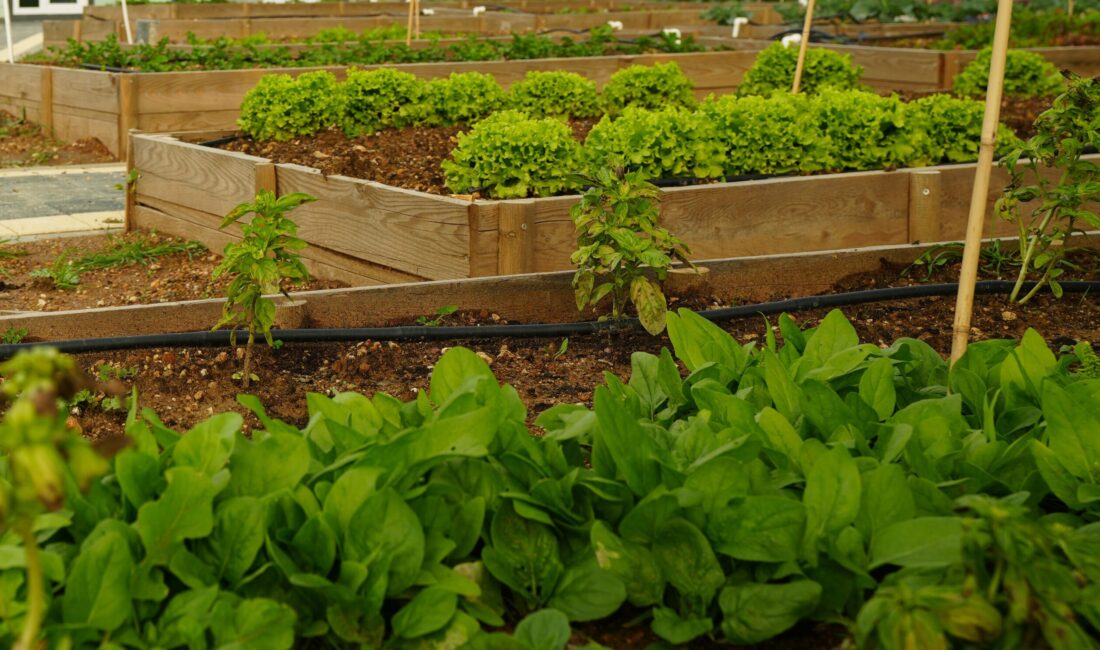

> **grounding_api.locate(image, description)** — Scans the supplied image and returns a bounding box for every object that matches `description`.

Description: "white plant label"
[731,17,748,38]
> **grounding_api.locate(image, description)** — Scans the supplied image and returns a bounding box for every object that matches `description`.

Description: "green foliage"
[584,107,725,181]
[934,9,1100,50]
[1,327,27,344]
[570,168,691,334]
[996,74,1100,303]
[7,312,1100,647]
[238,71,343,141]
[1074,341,1100,379]
[442,111,584,199]
[340,67,426,136]
[701,93,828,175]
[41,31,705,73]
[29,252,81,290]
[601,62,696,116]
[212,190,312,387]
[811,89,916,171]
[507,71,601,119]
[423,72,506,126]
[953,48,1065,99]
[26,236,206,292]
[738,42,864,97]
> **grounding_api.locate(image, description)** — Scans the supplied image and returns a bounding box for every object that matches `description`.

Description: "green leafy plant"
[1074,341,1100,378]
[571,168,691,334]
[0,348,108,650]
[702,2,750,24]
[953,48,1065,99]
[416,304,458,326]
[212,190,313,387]
[905,93,1020,165]
[443,110,584,198]
[507,70,601,119]
[29,251,81,290]
[601,61,697,116]
[996,74,1099,303]
[700,93,830,175]
[4,310,1100,647]
[423,72,506,126]
[933,9,1100,50]
[238,71,343,141]
[584,107,725,181]
[902,238,1022,280]
[1,327,28,344]
[810,89,919,171]
[340,67,426,137]
[737,42,864,97]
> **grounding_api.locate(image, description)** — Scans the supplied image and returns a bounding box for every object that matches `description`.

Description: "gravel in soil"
[0,111,115,167]
[0,231,345,312]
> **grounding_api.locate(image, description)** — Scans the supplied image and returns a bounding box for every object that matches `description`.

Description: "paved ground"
[0,166,126,221]
[2,18,44,54]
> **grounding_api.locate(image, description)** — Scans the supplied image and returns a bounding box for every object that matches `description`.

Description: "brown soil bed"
[0,111,115,167]
[221,118,599,195]
[0,231,345,312]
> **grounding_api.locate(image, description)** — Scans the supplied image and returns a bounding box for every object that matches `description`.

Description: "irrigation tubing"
[1,280,1096,358]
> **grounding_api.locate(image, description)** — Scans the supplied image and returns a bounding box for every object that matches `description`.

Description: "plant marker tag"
[781,33,802,48]
[607,20,624,30]
[473,6,486,15]
[731,17,749,38]
[663,27,682,45]
[799,0,808,6]
[422,8,435,15]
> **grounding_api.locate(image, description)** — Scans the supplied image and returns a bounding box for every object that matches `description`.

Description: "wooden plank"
[117,75,137,161]
[276,164,473,280]
[132,198,416,285]
[468,202,500,277]
[0,64,43,102]
[41,20,78,47]
[39,67,53,136]
[132,134,263,217]
[52,68,118,114]
[51,107,119,156]
[527,172,911,272]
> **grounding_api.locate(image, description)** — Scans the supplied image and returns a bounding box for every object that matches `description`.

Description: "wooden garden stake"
[791,0,817,93]
[406,0,415,46]
[950,0,1014,363]
[121,0,134,44]
[414,0,421,40]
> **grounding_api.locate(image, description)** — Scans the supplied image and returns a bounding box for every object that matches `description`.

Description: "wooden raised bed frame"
[0,48,761,159]
[128,130,1096,286]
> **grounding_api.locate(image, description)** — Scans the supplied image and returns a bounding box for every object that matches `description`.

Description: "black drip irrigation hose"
[198,134,243,148]
[1,280,1096,358]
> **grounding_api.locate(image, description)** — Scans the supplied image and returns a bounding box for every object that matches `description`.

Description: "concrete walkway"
[0,164,126,240]
[3,18,45,59]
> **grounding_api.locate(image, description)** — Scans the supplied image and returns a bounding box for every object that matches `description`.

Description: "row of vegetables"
[238,43,1065,198]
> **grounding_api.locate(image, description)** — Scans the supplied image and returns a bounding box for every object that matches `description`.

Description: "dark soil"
[0,111,115,167]
[0,231,345,312]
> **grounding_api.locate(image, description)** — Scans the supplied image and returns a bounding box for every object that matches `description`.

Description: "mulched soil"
[220,117,595,196]
[0,231,345,312]
[0,111,115,167]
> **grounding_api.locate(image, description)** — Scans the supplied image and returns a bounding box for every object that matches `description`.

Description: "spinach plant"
[212,190,313,387]
[996,74,1099,303]
[570,167,691,335]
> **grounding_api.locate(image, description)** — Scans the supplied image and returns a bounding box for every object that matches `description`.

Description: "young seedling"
[570,167,692,335]
[212,190,314,388]
[416,305,458,327]
[1,327,28,344]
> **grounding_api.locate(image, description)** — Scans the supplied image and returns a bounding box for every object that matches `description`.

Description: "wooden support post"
[39,67,54,137]
[255,162,277,197]
[73,20,82,43]
[117,74,137,161]
[498,201,535,276]
[940,51,961,90]
[907,170,941,244]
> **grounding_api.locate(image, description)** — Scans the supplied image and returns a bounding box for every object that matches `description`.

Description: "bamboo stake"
[121,0,134,45]
[405,0,415,46]
[950,0,1014,363]
[1068,0,1075,17]
[3,0,14,64]
[414,0,420,40]
[791,0,816,94]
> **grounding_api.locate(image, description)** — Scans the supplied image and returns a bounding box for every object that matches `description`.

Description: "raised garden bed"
[128,129,1098,285]
[0,47,760,159]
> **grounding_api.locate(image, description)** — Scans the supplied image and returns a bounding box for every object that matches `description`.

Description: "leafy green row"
[931,8,1100,50]
[238,62,697,140]
[37,27,699,73]
[2,310,1099,648]
[444,90,1019,198]
[953,48,1067,99]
